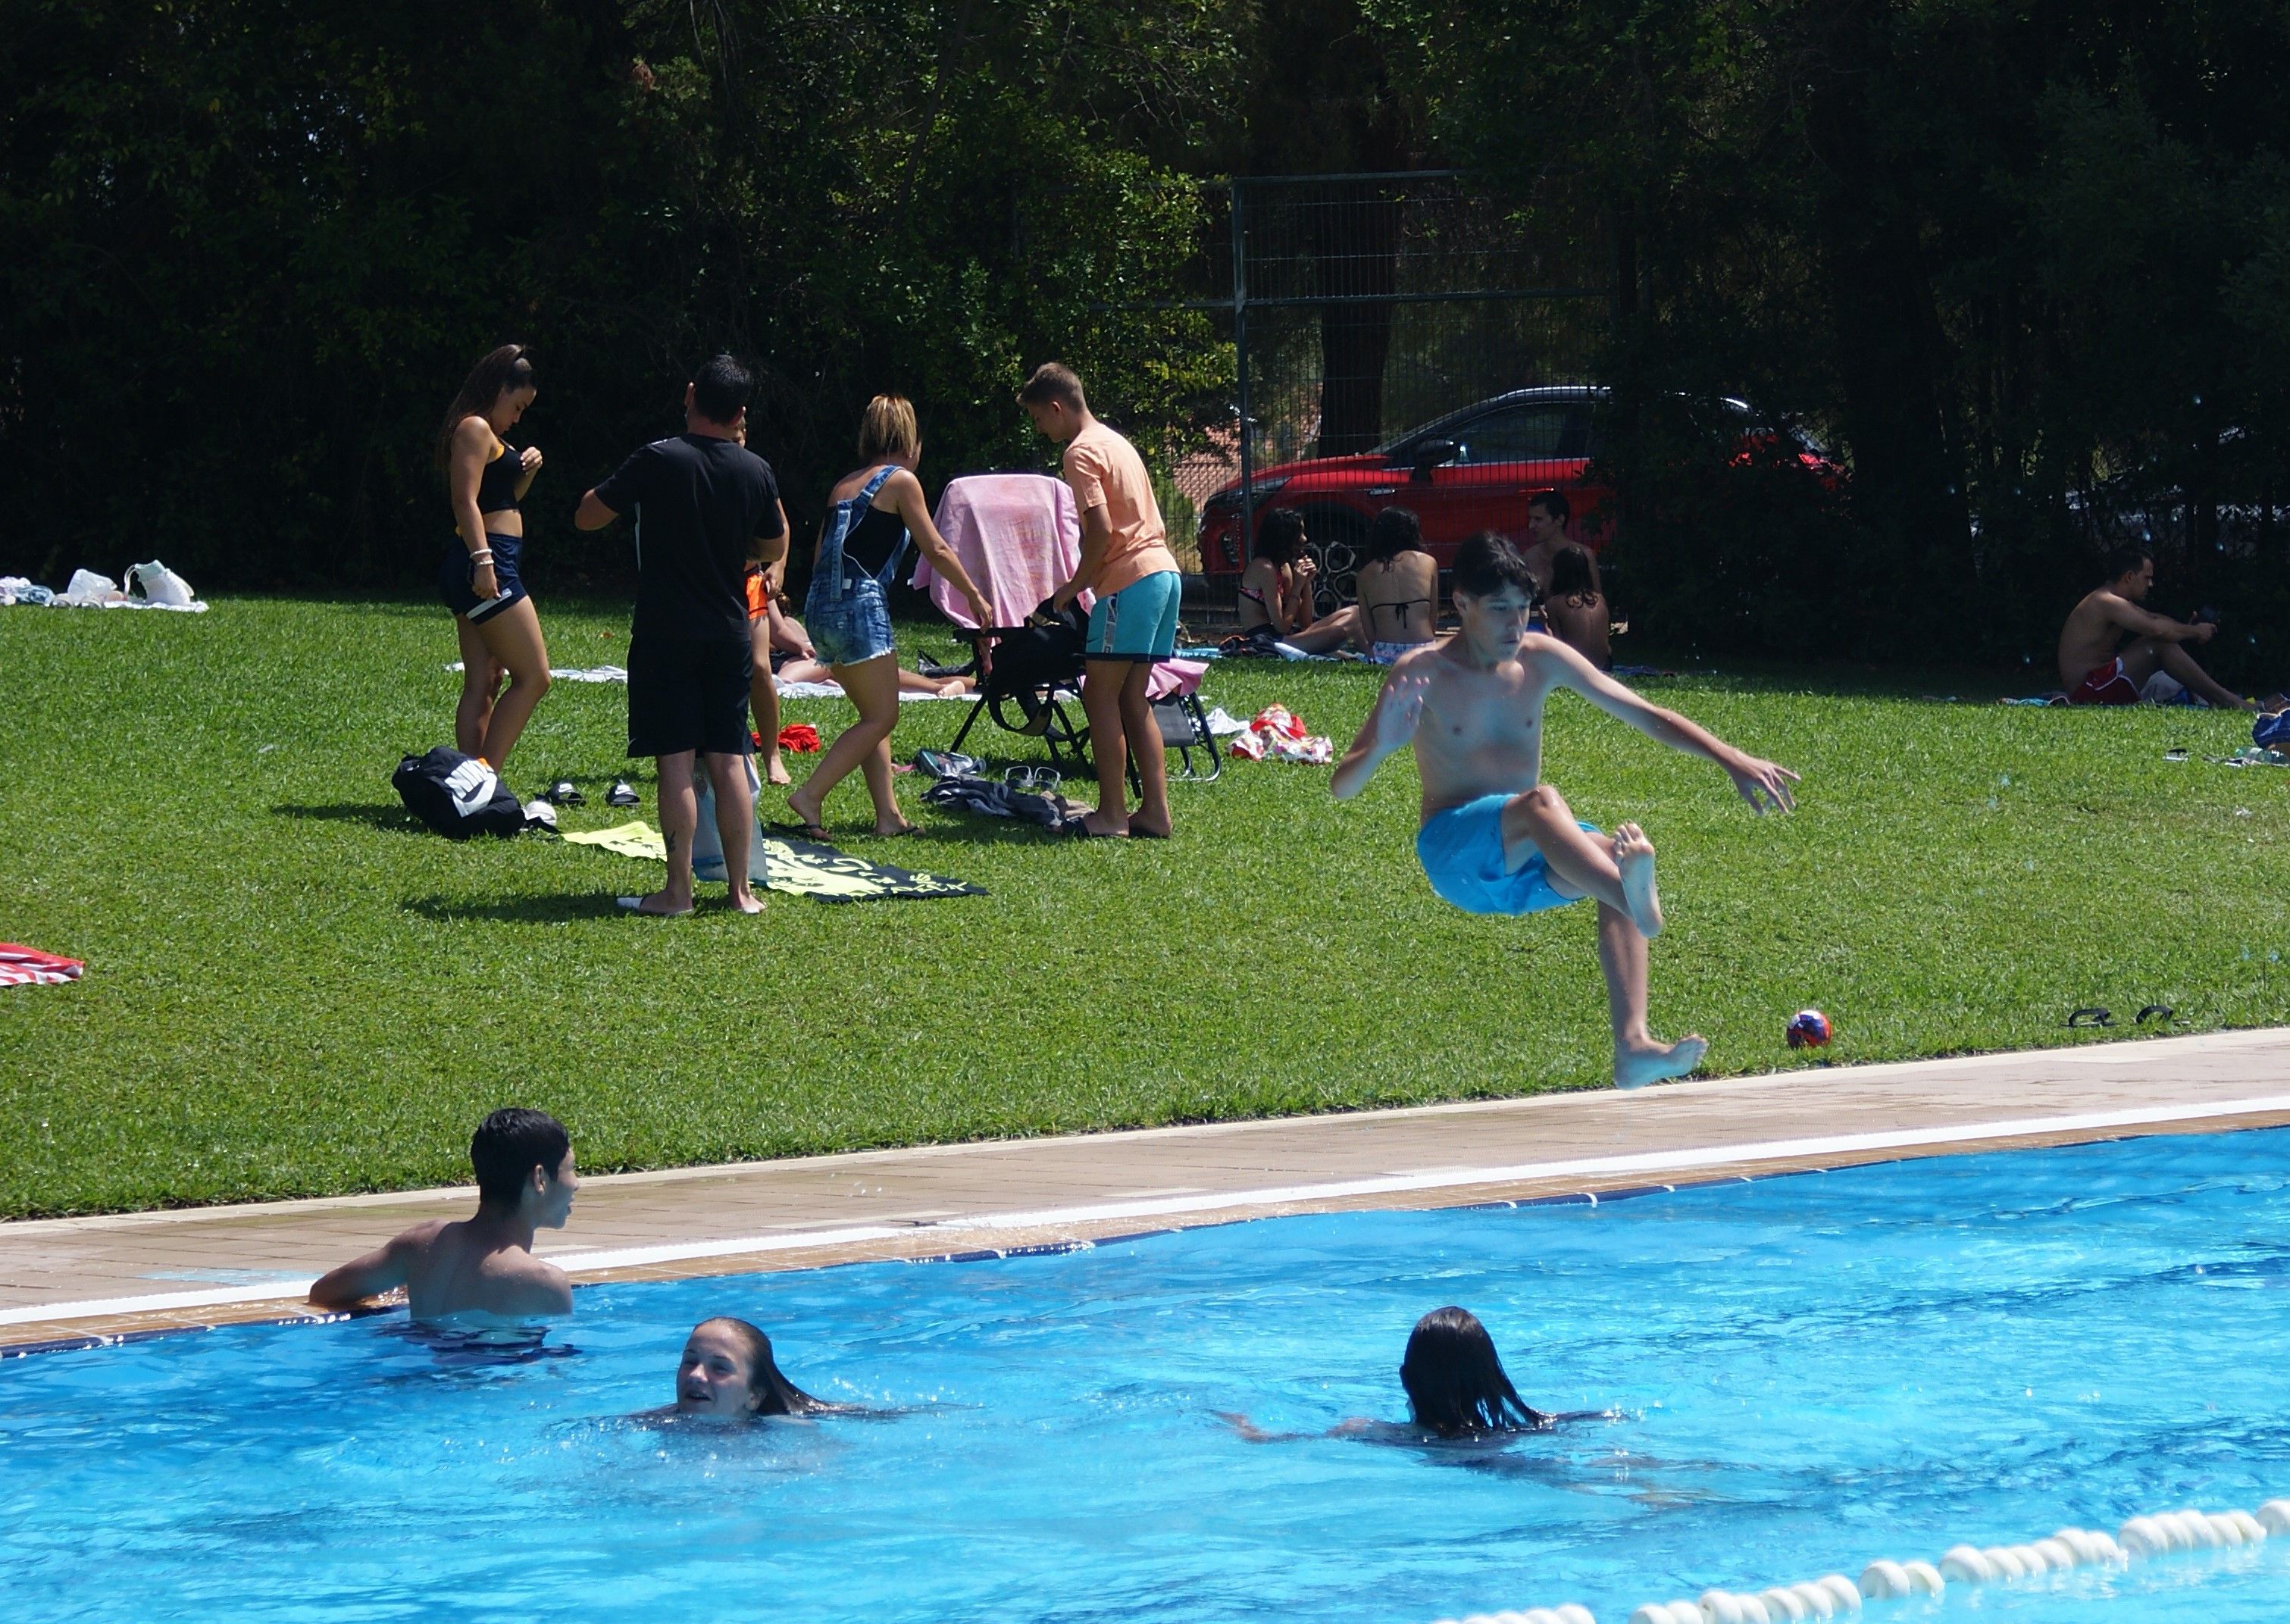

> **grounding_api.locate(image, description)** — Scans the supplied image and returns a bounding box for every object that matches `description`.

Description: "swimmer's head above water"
[674,1318,834,1420]
[471,1106,578,1228]
[1399,1306,1547,1435]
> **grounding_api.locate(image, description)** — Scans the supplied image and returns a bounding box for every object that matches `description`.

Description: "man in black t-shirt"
[576,355,790,917]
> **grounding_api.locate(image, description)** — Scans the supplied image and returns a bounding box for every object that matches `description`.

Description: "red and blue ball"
[1786,1009,1832,1049]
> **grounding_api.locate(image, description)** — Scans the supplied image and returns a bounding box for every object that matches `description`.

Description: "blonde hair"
[856,395,921,465]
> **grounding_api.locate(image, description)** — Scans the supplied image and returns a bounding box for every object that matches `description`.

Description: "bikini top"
[476,440,523,514]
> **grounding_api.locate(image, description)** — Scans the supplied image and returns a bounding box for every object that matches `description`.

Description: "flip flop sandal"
[546,780,585,806]
[2135,1004,2177,1026]
[605,779,640,808]
[2066,1006,2114,1028]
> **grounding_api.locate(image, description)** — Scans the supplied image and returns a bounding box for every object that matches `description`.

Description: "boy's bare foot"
[1615,1034,1707,1089]
[618,890,693,918]
[724,889,766,915]
[1126,817,1171,839]
[764,754,792,787]
[1079,811,1131,837]
[1613,822,1664,938]
[873,818,919,837]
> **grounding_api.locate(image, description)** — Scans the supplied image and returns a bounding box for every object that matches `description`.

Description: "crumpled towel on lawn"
[445,662,627,683]
[564,820,984,901]
[1,943,84,987]
[774,679,968,702]
[1226,705,1334,765]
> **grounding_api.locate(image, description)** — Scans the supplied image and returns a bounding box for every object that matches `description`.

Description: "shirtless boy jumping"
[1331,533,1798,1088]
[308,1107,578,1321]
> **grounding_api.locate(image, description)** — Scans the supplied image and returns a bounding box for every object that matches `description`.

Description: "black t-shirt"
[593,433,784,644]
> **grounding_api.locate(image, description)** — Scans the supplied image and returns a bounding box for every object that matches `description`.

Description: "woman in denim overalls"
[786,396,993,837]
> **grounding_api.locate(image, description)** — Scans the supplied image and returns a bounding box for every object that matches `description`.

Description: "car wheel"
[1300,508,1367,612]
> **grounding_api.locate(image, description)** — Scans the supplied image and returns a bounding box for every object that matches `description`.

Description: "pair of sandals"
[2066,1005,2179,1030]
[545,778,640,809]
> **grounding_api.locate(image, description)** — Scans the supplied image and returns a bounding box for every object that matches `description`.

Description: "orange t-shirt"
[1062,421,1178,596]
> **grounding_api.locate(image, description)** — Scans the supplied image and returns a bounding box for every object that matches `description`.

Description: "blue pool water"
[7,1131,2290,1623]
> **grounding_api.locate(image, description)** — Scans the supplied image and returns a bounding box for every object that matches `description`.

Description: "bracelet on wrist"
[470,549,494,564]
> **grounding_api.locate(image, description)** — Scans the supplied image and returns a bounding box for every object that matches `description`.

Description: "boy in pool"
[1331,532,1797,1088]
[307,1108,577,1321]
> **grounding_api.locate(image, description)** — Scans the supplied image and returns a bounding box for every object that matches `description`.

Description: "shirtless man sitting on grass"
[1331,531,1799,1089]
[2057,543,2253,710]
[307,1107,577,1321]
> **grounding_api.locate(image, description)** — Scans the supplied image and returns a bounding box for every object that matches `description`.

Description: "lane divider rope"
[1434,1497,2290,1624]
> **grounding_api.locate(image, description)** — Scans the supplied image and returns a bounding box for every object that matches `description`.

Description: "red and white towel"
[0,943,83,987]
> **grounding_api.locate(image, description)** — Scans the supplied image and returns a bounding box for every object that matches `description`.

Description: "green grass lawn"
[3,596,2286,1217]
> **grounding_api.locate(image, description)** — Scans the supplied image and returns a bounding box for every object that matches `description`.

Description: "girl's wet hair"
[1366,506,1423,565]
[696,1317,833,1416]
[1547,545,1599,602]
[1398,1306,1540,1434]
[1256,507,1307,565]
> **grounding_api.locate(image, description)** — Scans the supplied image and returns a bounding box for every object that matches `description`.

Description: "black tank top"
[476,443,522,514]
[841,502,908,578]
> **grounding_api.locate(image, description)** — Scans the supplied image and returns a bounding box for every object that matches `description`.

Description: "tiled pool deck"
[5,1027,2287,1352]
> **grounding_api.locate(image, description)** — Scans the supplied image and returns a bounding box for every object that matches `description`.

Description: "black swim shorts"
[627,635,755,759]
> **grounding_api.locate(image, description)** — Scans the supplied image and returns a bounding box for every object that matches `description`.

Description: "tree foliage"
[0,0,1237,587]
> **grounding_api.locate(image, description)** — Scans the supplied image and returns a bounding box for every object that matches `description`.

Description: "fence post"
[1231,177,1254,567]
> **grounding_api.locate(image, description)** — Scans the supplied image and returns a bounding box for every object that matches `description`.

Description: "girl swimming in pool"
[1220,1306,1566,1443]
[660,1317,847,1421]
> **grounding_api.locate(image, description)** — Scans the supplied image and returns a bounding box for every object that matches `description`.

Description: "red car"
[1195,386,1834,607]
[1197,386,1615,590]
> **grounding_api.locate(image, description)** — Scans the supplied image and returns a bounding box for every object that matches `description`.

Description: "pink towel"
[0,943,83,987]
[920,474,1089,628]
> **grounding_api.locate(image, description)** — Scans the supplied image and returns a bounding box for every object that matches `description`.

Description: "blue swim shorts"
[1415,793,1597,916]
[1086,569,1182,662]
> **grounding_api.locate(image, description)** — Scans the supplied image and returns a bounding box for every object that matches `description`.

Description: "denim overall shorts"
[802,465,909,668]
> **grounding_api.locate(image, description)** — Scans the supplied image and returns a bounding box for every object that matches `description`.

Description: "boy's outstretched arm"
[1543,640,1799,812]
[1331,668,1431,799]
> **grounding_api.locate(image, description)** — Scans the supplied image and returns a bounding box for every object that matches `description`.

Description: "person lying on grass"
[307,1108,577,1322]
[639,1317,854,1423]
[1331,530,1798,1089]
[1219,1306,1600,1444]
[2057,543,2254,710]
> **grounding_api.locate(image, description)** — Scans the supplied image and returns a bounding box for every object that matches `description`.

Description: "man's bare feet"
[618,890,693,918]
[1613,822,1664,938]
[1615,1034,1707,1089]
[1079,811,1130,837]
[724,889,766,915]
[1126,817,1171,839]
[764,753,792,787]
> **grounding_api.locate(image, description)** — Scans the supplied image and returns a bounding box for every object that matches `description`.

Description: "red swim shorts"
[2069,657,2139,706]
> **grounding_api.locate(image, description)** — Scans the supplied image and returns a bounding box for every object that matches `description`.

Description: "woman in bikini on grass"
[437,344,552,771]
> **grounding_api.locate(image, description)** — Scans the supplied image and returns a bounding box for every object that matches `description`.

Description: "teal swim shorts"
[1416,793,1597,916]
[1086,570,1182,662]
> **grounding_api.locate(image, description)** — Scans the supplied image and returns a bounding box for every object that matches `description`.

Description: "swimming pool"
[5,1130,2289,1623]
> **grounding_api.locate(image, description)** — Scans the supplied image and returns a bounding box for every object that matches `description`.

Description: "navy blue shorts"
[440,533,527,624]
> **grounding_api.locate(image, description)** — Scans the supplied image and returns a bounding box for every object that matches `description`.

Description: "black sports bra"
[476,442,523,514]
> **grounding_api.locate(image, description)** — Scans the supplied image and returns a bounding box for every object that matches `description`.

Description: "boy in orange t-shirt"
[1018,362,1180,838]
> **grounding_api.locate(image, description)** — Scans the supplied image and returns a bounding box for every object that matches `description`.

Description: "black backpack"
[392,746,528,839]
[988,598,1087,694]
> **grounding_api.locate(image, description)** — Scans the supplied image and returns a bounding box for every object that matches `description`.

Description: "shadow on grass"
[402,893,634,924]
[275,803,422,834]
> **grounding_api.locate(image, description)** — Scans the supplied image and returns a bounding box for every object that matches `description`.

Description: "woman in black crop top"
[436,344,552,773]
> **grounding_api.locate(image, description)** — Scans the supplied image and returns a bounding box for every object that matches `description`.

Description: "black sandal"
[2066,1006,2113,1029]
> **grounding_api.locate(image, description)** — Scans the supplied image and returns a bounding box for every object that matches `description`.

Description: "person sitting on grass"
[1229,508,1359,654]
[576,354,790,915]
[1541,545,1612,671]
[1331,531,1798,1090]
[1220,1306,1580,1444]
[307,1108,577,1322]
[2057,543,2254,709]
[643,1317,854,1422]
[1519,489,1597,610]
[784,395,995,840]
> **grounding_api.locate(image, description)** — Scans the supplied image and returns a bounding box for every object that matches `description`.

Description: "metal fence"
[1147,172,1613,614]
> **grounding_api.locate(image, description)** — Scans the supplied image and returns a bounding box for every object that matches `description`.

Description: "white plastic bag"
[60,568,121,605]
[126,560,196,608]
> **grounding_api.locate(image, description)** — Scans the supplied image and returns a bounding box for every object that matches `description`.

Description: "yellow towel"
[562,821,667,861]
